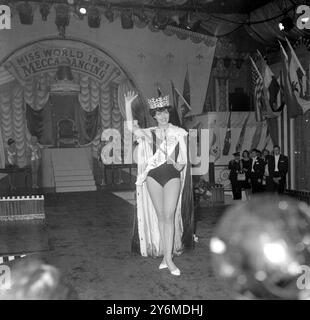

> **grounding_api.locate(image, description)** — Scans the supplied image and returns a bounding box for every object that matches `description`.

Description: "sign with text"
[4,44,122,84]
[0,265,11,290]
[297,5,310,29]
[0,5,11,30]
[101,125,210,176]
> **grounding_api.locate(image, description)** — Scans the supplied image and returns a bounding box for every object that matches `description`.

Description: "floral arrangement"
[193,178,212,200]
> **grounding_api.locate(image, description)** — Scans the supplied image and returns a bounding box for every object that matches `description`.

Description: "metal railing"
[285,189,310,204]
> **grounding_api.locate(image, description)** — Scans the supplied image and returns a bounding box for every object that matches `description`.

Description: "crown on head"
[148,95,169,110]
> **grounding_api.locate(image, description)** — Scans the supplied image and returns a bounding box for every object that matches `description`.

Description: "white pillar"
[215,78,220,112]
[289,118,295,190]
[283,105,288,156]
[277,113,282,147]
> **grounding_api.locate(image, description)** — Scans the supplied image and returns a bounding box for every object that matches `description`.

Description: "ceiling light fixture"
[39,2,50,21]
[179,12,201,32]
[152,11,169,30]
[88,6,101,28]
[17,2,34,25]
[79,7,87,15]
[104,6,114,23]
[121,9,134,29]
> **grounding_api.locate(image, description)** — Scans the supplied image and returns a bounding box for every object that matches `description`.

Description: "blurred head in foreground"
[0,258,78,300]
[210,195,310,299]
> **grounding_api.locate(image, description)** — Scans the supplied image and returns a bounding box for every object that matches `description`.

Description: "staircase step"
[54,165,91,170]
[55,175,94,182]
[54,169,93,176]
[51,148,96,193]
[55,180,96,187]
[56,186,97,193]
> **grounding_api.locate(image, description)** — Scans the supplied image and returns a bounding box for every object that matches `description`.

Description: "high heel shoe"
[159,262,168,270]
[170,268,181,276]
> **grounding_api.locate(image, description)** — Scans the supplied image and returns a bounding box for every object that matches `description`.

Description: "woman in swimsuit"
[125,91,189,276]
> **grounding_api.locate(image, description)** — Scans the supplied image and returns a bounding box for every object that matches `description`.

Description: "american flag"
[250,57,264,122]
[222,111,231,156]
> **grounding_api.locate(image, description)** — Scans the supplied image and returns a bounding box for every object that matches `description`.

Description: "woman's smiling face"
[154,108,169,126]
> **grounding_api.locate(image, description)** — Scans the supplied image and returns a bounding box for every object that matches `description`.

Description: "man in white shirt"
[249,149,265,193]
[270,145,288,194]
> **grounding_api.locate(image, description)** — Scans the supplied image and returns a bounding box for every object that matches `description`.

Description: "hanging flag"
[210,121,221,162]
[202,80,212,112]
[250,57,265,122]
[176,86,191,118]
[263,124,271,150]
[182,67,191,118]
[279,41,303,119]
[257,50,284,118]
[285,38,310,115]
[170,80,182,127]
[0,128,5,170]
[222,112,232,156]
[170,80,192,127]
[210,132,220,162]
[250,121,263,151]
[235,112,250,153]
[278,70,285,110]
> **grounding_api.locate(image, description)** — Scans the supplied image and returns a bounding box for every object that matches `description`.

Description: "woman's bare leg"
[31,161,38,188]
[146,177,165,261]
[163,178,181,272]
[35,160,40,187]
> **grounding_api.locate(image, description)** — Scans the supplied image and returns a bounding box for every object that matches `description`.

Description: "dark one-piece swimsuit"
[147,130,180,187]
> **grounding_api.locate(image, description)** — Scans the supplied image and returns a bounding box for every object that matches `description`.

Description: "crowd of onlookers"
[228,145,288,200]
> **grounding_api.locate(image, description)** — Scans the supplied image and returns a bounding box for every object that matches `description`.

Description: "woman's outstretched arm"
[125,91,148,139]
[125,91,137,129]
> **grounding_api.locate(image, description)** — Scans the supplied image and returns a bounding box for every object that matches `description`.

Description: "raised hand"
[124,91,138,104]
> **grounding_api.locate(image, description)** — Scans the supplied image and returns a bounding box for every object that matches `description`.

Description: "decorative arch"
[0,37,147,166]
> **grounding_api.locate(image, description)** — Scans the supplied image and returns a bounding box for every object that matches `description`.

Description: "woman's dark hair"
[242,150,250,158]
[150,105,172,118]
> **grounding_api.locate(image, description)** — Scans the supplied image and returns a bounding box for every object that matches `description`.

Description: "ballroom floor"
[2,189,234,300]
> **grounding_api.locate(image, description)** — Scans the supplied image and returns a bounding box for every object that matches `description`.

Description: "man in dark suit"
[269,145,288,194]
[262,149,274,192]
[250,149,265,194]
[228,152,242,200]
